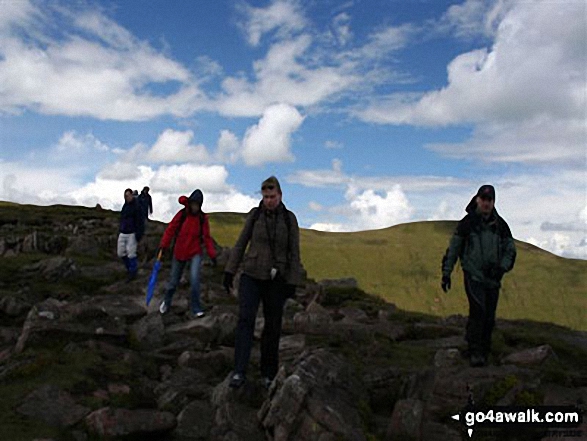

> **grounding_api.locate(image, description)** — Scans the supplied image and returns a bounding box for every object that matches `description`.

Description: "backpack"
[171,208,206,255]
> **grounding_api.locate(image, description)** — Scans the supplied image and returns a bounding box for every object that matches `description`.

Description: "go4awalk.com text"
[451,405,584,438]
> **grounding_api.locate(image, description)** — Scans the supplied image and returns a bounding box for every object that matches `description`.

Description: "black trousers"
[464,273,500,357]
[234,274,288,379]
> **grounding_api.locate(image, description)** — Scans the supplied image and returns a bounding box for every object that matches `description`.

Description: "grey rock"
[17,385,90,427]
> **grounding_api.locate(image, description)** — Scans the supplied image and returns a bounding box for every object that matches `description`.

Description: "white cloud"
[345,184,414,230]
[55,131,110,154]
[97,162,143,181]
[357,1,586,165]
[242,103,304,166]
[308,201,323,211]
[238,0,307,46]
[324,140,343,149]
[331,12,353,46]
[437,0,511,39]
[309,222,346,232]
[0,3,205,121]
[149,164,229,194]
[216,130,241,164]
[147,129,210,163]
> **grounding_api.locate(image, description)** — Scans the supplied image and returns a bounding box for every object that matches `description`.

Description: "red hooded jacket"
[159,196,217,261]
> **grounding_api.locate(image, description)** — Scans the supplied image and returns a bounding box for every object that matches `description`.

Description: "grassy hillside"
[208,213,587,331]
[1,203,585,330]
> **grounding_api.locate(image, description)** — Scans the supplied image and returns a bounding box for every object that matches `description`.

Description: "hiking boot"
[470,354,486,367]
[261,377,273,390]
[125,272,137,283]
[229,373,246,389]
[159,301,169,315]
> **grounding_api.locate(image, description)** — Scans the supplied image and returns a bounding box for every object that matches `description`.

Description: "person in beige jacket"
[223,176,301,389]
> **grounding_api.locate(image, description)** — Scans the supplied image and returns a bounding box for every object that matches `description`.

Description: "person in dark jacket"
[118,188,145,282]
[223,176,301,389]
[158,189,217,318]
[441,185,516,367]
[138,186,153,219]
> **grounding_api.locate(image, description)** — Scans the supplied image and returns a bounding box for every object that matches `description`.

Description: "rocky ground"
[0,205,586,440]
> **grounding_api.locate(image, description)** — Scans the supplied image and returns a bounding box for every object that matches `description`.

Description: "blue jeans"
[164,254,203,314]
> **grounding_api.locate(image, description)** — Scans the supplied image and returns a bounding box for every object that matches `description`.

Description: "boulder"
[130,313,165,349]
[210,373,267,441]
[259,349,368,441]
[433,348,462,368]
[17,385,90,427]
[175,400,215,440]
[386,399,424,440]
[23,256,78,281]
[502,345,556,366]
[85,407,176,438]
[0,295,31,317]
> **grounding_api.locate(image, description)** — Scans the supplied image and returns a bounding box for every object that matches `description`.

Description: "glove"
[441,275,451,293]
[211,257,218,267]
[223,272,234,293]
[490,267,505,281]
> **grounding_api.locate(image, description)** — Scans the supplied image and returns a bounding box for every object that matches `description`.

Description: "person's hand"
[223,272,234,293]
[490,267,505,281]
[441,275,451,293]
[211,257,218,267]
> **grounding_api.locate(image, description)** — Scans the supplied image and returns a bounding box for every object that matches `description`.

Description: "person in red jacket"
[158,189,217,317]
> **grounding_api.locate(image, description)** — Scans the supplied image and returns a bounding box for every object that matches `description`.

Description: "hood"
[466,194,499,219]
[178,195,189,206]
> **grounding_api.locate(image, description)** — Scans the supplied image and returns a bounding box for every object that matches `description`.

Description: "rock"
[259,349,368,441]
[66,235,100,255]
[175,400,215,440]
[17,385,90,427]
[23,257,78,281]
[155,368,212,413]
[279,334,306,362]
[502,345,556,365]
[0,295,31,317]
[108,383,131,395]
[319,278,358,289]
[433,348,462,368]
[386,399,424,440]
[15,299,127,353]
[130,313,164,348]
[166,311,238,346]
[85,407,176,438]
[293,301,333,335]
[177,347,233,379]
[339,307,369,324]
[21,232,37,253]
[211,373,267,441]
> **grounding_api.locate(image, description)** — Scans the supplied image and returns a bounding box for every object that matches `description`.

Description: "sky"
[0,0,585,259]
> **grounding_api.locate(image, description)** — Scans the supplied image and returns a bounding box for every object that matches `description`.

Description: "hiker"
[158,189,217,318]
[223,176,301,389]
[118,188,145,282]
[138,186,153,220]
[441,185,516,367]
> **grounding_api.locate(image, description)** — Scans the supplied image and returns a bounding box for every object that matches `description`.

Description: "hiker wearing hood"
[118,188,145,282]
[223,176,301,390]
[158,189,217,318]
[138,186,153,219]
[441,185,516,367]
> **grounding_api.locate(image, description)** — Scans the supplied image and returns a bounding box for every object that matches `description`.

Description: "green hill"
[208,213,587,331]
[1,203,585,330]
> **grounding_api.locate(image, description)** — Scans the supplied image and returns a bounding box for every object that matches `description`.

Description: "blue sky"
[0,0,585,259]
